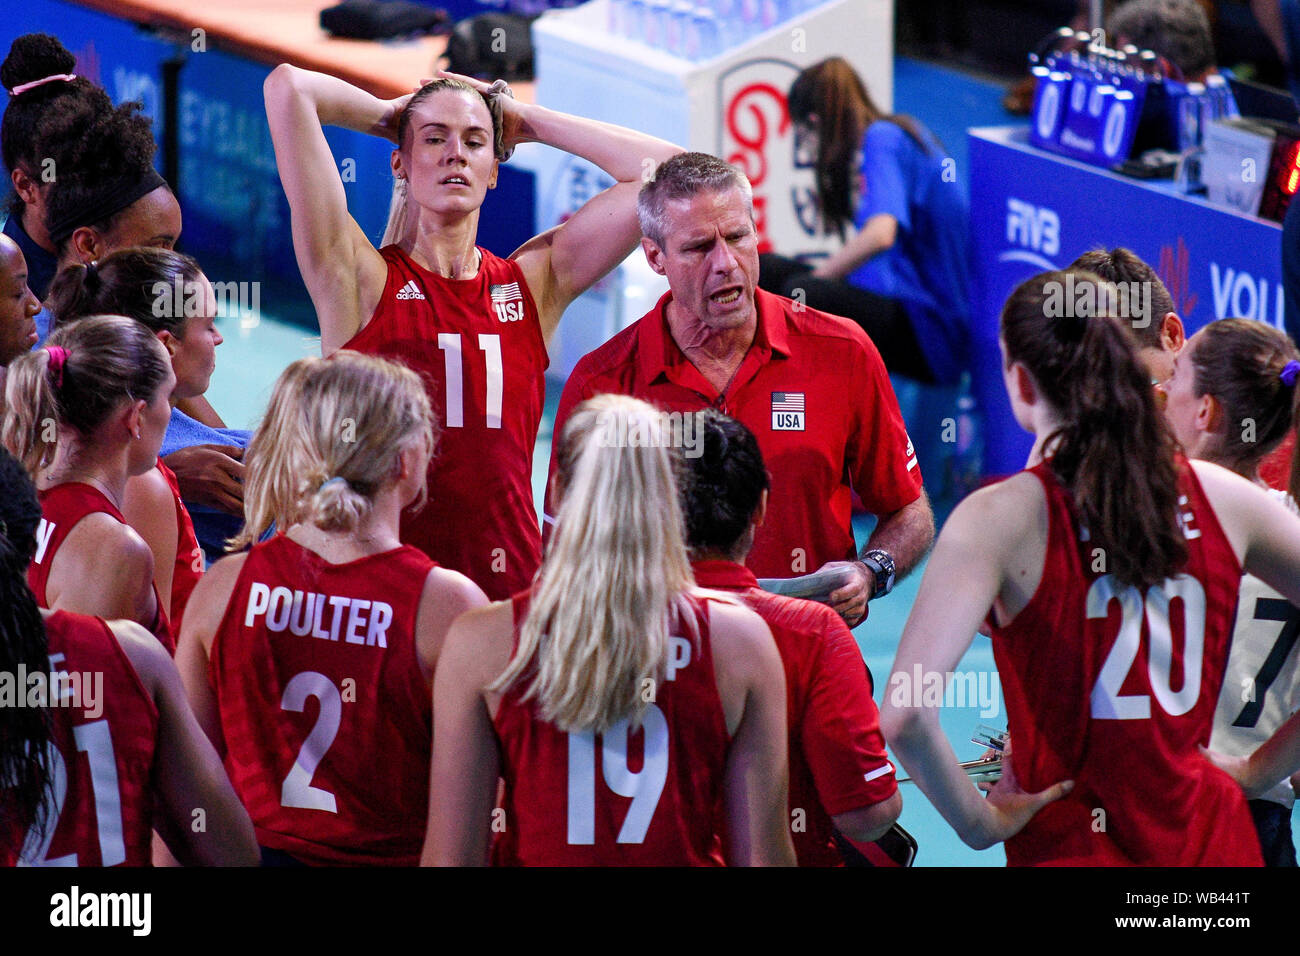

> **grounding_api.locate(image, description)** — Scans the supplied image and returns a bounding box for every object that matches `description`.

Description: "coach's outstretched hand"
[973,748,1072,848]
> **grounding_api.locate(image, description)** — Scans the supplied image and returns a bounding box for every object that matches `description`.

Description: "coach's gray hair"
[637,152,754,247]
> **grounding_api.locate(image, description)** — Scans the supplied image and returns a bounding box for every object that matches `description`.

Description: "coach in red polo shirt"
[547,152,934,626]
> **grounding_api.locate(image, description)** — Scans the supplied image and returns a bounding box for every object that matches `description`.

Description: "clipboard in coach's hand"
[756,566,856,607]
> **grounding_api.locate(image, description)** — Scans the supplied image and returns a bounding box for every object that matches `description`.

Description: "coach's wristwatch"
[860,550,896,601]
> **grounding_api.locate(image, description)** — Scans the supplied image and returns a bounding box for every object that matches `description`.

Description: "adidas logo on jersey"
[395,280,426,301]
[490,282,525,322]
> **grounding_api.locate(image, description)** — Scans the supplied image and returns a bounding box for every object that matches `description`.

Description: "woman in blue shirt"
[759,57,973,385]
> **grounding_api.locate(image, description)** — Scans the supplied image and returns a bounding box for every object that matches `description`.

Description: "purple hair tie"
[1282,360,1300,389]
[45,346,69,388]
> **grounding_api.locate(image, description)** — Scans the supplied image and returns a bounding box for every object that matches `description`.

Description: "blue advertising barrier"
[970,125,1289,477]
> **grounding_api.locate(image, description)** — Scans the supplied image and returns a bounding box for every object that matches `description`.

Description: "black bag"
[443,13,538,81]
[321,0,450,40]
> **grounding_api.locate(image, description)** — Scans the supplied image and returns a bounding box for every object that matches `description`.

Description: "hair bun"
[1,33,76,91]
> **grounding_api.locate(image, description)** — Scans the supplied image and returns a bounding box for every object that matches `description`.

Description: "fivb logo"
[490,282,525,322]
[1002,198,1060,271]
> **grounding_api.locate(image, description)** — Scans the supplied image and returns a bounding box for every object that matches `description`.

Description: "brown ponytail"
[2,315,171,475]
[1001,270,1186,589]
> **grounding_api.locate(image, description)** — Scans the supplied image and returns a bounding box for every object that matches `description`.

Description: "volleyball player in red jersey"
[0,449,256,867]
[264,65,681,600]
[3,315,176,653]
[178,353,486,865]
[46,249,225,633]
[423,394,793,866]
[679,409,901,866]
[882,270,1300,866]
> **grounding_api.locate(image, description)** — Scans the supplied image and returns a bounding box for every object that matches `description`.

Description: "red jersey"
[492,591,730,866]
[4,611,159,867]
[992,459,1263,866]
[29,483,174,655]
[692,560,896,866]
[157,458,202,636]
[1259,429,1294,492]
[209,534,435,865]
[343,245,547,600]
[550,289,922,578]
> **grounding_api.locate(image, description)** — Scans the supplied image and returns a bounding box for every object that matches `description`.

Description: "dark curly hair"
[0,448,54,846]
[680,409,770,561]
[1,33,113,220]
[36,89,163,253]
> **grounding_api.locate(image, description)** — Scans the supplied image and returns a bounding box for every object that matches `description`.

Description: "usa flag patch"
[490,282,525,322]
[771,392,805,431]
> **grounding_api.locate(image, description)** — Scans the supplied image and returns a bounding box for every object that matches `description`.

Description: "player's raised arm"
[263,65,397,353]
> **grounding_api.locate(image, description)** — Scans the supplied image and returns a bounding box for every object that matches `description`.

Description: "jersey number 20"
[567,703,669,845]
[1089,573,1206,719]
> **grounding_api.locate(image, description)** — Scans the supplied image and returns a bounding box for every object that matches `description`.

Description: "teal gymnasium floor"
[203,57,1037,867]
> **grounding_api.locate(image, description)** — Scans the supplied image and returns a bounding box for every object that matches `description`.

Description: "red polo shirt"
[549,289,923,578]
[692,559,897,866]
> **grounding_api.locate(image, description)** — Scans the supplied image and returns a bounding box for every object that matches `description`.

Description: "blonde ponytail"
[490,394,696,734]
[232,352,434,550]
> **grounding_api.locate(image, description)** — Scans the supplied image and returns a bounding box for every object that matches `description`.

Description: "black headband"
[46,167,169,244]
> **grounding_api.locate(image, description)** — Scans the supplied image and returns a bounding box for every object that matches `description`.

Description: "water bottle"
[668,0,692,55]
[608,0,626,37]
[688,5,719,60]
[645,0,671,48]
[624,0,647,40]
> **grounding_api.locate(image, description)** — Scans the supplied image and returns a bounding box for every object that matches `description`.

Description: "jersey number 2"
[280,671,342,813]
[1089,574,1206,719]
[438,333,503,429]
[567,704,669,845]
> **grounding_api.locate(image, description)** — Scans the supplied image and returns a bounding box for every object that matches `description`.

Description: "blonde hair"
[231,352,435,550]
[490,394,696,734]
[2,314,170,475]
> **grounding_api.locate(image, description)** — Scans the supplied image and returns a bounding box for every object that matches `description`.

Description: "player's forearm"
[1243,707,1300,796]
[812,214,896,280]
[265,64,397,140]
[862,491,935,579]
[883,706,994,849]
[515,104,682,183]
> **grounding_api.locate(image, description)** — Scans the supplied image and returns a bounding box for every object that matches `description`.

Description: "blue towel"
[163,408,252,560]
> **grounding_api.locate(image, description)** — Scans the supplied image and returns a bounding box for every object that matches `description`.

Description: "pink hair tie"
[8,73,76,97]
[45,346,69,389]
